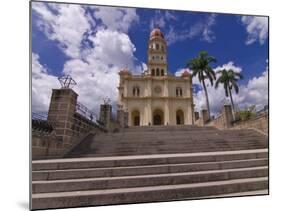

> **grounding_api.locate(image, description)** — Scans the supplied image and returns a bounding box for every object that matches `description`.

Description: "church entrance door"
[153,109,164,125]
[134,116,140,126]
[132,110,140,126]
[176,109,184,125]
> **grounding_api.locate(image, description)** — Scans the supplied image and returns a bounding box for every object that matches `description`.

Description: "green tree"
[215,68,243,120]
[187,51,217,120]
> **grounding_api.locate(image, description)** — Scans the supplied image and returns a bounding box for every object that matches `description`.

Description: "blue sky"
[31,1,268,115]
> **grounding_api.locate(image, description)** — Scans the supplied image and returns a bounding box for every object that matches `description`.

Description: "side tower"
[147,28,168,76]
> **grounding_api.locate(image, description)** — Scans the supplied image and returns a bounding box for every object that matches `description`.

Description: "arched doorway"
[176,109,184,125]
[153,109,164,125]
[131,110,140,126]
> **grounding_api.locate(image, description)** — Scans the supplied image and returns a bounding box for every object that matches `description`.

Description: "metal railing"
[76,101,97,122]
[32,112,48,120]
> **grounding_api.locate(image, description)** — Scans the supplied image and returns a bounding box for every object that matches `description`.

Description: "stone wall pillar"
[100,104,112,129]
[47,88,78,148]
[222,104,233,128]
[201,109,209,125]
[124,111,128,128]
[194,111,199,121]
[117,109,129,128]
[117,109,126,128]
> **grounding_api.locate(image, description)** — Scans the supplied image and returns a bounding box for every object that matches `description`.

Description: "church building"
[117,28,194,126]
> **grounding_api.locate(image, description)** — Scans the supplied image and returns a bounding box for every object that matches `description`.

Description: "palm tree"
[215,68,243,120]
[187,51,217,120]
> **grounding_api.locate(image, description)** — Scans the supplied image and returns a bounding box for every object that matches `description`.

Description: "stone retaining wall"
[32,131,64,159]
[232,113,268,134]
[32,88,107,160]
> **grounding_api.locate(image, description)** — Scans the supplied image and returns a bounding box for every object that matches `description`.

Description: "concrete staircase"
[31,125,268,210]
[66,125,267,157]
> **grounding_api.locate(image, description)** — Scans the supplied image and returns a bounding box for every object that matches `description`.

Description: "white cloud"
[166,14,217,45]
[201,14,217,43]
[32,2,144,115]
[174,68,191,77]
[241,16,268,45]
[192,61,268,115]
[214,61,242,73]
[235,69,268,110]
[93,6,139,33]
[32,2,92,58]
[32,53,60,113]
[165,27,190,45]
[165,11,177,21]
[87,29,137,68]
[63,29,142,114]
[150,17,166,29]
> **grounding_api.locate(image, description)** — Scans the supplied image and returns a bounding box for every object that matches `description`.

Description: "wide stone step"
[102,130,262,139]
[94,135,266,143]
[32,177,268,209]
[88,144,267,157]
[124,125,217,130]
[32,158,268,181]
[92,140,266,148]
[94,132,266,141]
[33,149,268,171]
[33,166,268,193]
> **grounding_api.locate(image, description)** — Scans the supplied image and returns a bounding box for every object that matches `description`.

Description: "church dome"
[181,70,190,77]
[150,28,164,40]
[119,67,131,75]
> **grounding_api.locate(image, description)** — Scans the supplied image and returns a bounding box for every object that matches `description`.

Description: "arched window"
[161,45,164,51]
[161,69,164,76]
[133,86,140,97]
[176,87,183,97]
[152,69,155,76]
[156,68,160,76]
[156,43,159,50]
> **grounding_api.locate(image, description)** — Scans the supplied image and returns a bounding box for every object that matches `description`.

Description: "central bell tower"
[147,28,168,76]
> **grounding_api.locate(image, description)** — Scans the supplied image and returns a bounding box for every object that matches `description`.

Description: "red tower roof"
[150,28,165,40]
[181,70,190,77]
[119,67,131,75]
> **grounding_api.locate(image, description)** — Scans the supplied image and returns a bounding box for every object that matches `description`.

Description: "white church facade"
[117,28,194,126]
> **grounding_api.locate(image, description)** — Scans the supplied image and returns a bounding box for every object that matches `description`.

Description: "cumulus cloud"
[63,29,142,114]
[32,53,60,112]
[174,68,191,77]
[32,2,92,58]
[241,16,268,45]
[191,61,268,115]
[32,2,144,115]
[213,61,242,73]
[235,69,268,110]
[166,14,217,45]
[93,6,139,33]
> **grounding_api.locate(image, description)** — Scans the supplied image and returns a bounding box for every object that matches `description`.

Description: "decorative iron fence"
[32,112,53,133]
[76,101,97,122]
[32,112,48,121]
